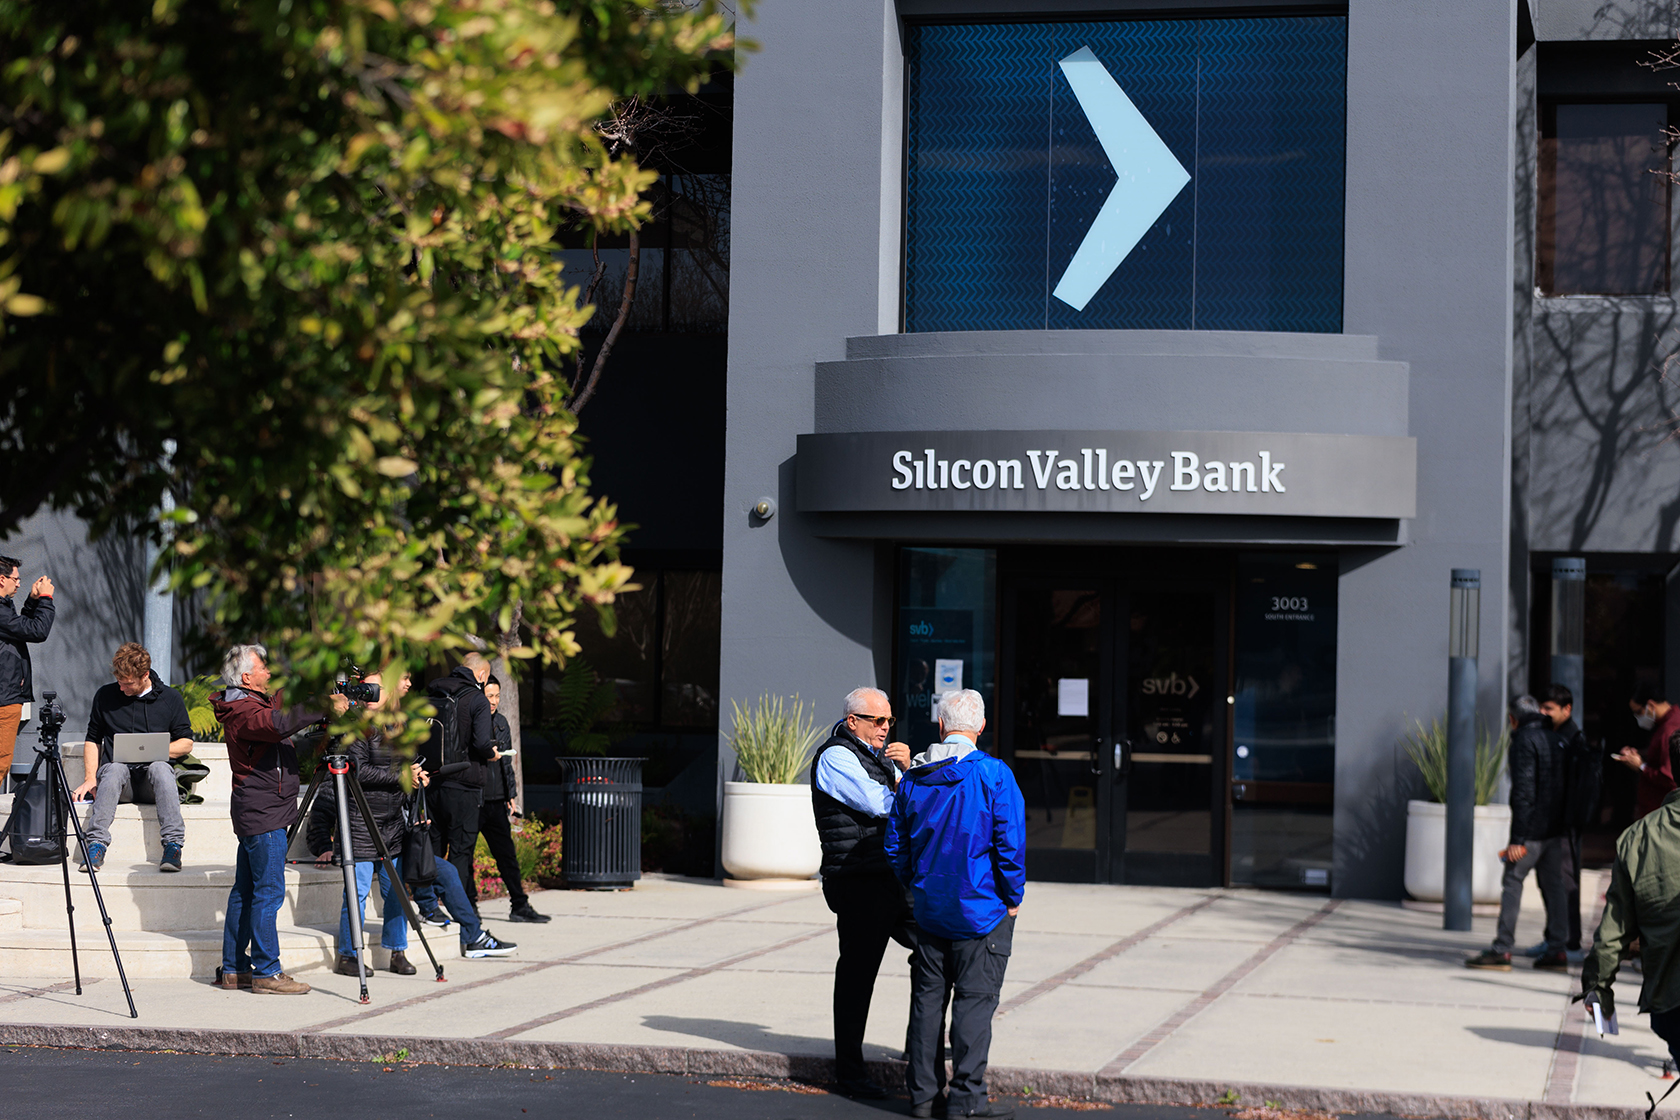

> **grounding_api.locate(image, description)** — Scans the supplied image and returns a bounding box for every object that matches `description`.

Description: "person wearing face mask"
[1615,682,1680,821]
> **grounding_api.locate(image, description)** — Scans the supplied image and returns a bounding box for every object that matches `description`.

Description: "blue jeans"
[339,859,409,956]
[431,857,482,945]
[223,827,288,978]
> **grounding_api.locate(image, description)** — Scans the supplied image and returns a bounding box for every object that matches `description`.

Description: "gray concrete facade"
[721,0,1524,899]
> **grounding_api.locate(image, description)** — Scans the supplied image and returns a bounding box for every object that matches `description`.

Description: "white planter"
[1403,799,1511,904]
[720,781,822,882]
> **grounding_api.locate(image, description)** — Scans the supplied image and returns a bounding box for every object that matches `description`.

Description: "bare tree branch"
[568,227,638,414]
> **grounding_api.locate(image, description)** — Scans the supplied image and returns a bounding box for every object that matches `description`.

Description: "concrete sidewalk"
[0,874,1669,1119]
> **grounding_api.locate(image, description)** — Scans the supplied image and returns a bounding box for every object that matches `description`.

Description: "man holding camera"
[0,555,54,782]
[72,643,194,873]
[211,643,333,995]
[811,686,916,1100]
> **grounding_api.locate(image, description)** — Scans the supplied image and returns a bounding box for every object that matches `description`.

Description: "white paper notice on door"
[1057,678,1090,718]
[934,659,963,694]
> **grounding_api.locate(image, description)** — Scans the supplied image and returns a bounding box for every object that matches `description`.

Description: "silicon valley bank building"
[720,1,1680,898]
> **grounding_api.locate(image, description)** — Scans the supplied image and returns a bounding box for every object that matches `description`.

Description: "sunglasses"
[850,713,897,729]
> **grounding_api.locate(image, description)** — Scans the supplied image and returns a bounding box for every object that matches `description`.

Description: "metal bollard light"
[1445,569,1480,932]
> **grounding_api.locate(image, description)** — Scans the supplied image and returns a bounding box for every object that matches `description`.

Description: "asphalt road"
[0,1046,1376,1120]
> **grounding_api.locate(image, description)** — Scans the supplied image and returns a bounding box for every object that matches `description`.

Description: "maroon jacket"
[211,685,326,838]
[1635,705,1680,819]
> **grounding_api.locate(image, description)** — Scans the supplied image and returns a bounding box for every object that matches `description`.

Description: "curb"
[0,1022,1651,1120]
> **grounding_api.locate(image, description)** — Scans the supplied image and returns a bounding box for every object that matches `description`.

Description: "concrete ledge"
[0,1022,1651,1120]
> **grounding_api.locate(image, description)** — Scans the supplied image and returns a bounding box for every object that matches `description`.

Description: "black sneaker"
[159,842,183,872]
[461,930,517,958]
[418,907,451,930]
[508,902,551,923]
[1534,950,1570,972]
[958,1108,1014,1120]
[911,1096,949,1118]
[1465,948,1513,971]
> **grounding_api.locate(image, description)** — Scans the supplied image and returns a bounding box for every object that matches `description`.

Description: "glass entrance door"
[1000,568,1228,886]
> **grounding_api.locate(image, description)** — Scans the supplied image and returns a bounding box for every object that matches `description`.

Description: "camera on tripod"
[334,669,380,705]
[36,689,64,739]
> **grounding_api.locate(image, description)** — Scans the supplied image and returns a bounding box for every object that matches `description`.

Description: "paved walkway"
[0,873,1670,1119]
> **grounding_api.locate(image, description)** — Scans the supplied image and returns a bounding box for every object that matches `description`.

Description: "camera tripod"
[285,753,445,1003]
[22,691,137,1017]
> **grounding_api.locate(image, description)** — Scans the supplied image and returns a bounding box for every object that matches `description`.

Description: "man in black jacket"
[811,686,915,1099]
[71,643,194,872]
[0,554,54,783]
[424,652,497,908]
[478,676,548,923]
[1467,693,1573,972]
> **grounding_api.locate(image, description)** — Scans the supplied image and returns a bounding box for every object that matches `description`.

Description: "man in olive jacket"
[1581,787,1680,1066]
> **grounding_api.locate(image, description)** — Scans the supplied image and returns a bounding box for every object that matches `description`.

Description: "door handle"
[1115,739,1125,772]
[1090,737,1103,777]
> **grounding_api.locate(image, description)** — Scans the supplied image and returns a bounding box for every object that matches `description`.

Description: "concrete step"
[1,797,244,864]
[0,861,343,932]
[0,923,340,979]
[0,897,19,931]
[10,741,234,803]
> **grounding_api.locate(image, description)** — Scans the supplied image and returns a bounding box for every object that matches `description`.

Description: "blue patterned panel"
[904,17,1346,334]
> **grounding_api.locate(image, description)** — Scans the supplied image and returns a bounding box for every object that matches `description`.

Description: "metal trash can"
[558,757,644,888]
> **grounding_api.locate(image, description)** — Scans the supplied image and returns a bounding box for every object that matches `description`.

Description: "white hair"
[843,687,889,717]
[937,689,986,733]
[222,643,268,685]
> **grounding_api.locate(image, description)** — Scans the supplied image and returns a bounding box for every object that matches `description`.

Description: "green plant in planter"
[173,674,225,741]
[1401,717,1508,805]
[728,694,822,785]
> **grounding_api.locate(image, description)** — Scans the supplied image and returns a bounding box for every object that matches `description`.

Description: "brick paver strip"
[1542,874,1613,1105]
[1101,898,1342,1075]
[483,926,831,1039]
[0,978,89,1006]
[308,893,807,1033]
[996,893,1218,1018]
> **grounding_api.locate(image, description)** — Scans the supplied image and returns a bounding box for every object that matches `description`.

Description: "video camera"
[36,690,64,739]
[333,669,381,705]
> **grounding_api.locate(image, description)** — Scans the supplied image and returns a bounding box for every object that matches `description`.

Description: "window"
[1538,102,1671,295]
[895,548,998,757]
[903,16,1347,333]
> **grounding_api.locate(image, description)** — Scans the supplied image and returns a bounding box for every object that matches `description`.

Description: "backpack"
[423,680,468,774]
[2,753,68,865]
[1562,731,1603,832]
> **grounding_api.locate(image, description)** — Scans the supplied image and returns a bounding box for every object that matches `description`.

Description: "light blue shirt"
[814,740,895,817]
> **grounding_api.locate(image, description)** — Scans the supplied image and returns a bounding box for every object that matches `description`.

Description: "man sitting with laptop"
[71,642,194,872]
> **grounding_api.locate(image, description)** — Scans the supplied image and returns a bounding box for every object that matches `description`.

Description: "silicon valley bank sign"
[796,431,1416,519]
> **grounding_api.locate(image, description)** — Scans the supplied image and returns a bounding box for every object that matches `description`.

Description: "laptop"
[111,732,170,765]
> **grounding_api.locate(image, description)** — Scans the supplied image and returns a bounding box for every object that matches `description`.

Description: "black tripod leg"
[53,755,137,1018]
[345,772,444,982]
[328,761,370,1003]
[286,767,329,852]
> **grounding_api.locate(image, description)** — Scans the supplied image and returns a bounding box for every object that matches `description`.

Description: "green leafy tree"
[0,0,740,749]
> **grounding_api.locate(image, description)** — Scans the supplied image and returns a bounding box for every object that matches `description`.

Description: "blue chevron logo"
[1052,47,1191,311]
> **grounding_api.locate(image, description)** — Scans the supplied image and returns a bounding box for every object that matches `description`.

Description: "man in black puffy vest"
[812,686,917,1099]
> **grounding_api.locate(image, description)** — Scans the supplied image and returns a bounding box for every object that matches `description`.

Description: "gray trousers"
[907,914,1014,1115]
[83,760,184,850]
[1492,835,1573,953]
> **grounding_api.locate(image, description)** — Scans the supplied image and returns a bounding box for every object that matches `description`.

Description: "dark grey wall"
[720,0,902,800]
[723,0,1521,900]
[0,510,151,771]
[1337,1,1517,896]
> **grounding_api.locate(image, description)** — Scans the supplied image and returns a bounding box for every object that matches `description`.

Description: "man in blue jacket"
[886,689,1026,1120]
